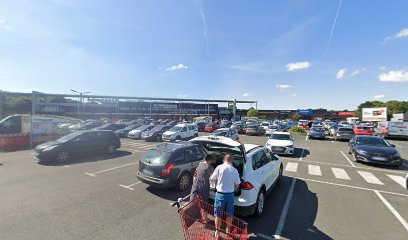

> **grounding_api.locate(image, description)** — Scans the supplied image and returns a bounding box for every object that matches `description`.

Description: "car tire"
[351,151,359,162]
[254,189,265,217]
[175,136,181,141]
[193,133,198,138]
[277,165,283,185]
[177,173,191,192]
[56,151,69,162]
[107,144,116,154]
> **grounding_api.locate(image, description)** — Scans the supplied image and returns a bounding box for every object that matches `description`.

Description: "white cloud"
[166,64,188,72]
[351,68,367,77]
[336,68,347,79]
[286,61,310,71]
[373,95,385,99]
[242,93,250,97]
[378,70,408,82]
[0,19,13,31]
[291,93,297,98]
[276,84,292,90]
[383,28,408,44]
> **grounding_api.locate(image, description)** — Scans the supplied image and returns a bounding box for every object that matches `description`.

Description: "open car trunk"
[190,137,246,196]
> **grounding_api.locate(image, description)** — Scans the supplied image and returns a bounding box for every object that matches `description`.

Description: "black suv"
[35,130,121,163]
[140,125,172,141]
[137,142,205,191]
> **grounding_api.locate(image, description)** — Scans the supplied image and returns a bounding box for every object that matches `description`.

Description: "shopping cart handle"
[172,194,191,208]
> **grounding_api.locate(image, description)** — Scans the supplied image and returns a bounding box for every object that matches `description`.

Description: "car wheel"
[175,136,182,141]
[177,173,191,191]
[193,133,198,138]
[255,190,265,217]
[351,151,359,162]
[156,135,161,142]
[56,151,69,162]
[277,165,283,185]
[107,145,116,154]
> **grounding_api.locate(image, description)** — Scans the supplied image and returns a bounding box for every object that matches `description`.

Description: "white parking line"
[357,171,384,185]
[295,176,408,198]
[374,190,408,232]
[285,162,298,172]
[85,162,137,177]
[274,178,296,238]
[299,148,306,161]
[387,175,406,188]
[331,167,351,180]
[340,151,356,167]
[308,165,322,176]
[119,181,141,190]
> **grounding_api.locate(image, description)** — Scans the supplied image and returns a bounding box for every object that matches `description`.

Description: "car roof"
[272,131,290,135]
[155,142,197,152]
[190,135,241,147]
[215,128,230,131]
[243,144,260,153]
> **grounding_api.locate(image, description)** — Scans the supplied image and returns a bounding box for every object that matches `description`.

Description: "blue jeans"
[214,192,234,217]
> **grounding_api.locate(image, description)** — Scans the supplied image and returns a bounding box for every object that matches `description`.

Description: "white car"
[128,125,154,139]
[161,123,198,141]
[260,121,270,131]
[210,128,239,141]
[190,136,283,216]
[265,125,279,135]
[265,132,295,156]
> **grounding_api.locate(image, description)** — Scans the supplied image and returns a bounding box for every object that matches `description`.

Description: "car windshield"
[261,123,269,126]
[247,125,257,129]
[169,126,183,132]
[124,125,137,130]
[57,131,84,142]
[136,125,149,131]
[142,150,171,165]
[269,125,278,129]
[356,137,390,147]
[150,125,164,131]
[338,128,354,132]
[311,128,324,132]
[211,130,228,136]
[270,134,291,140]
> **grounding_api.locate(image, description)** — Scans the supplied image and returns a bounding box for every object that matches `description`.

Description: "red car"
[204,123,218,133]
[354,126,374,135]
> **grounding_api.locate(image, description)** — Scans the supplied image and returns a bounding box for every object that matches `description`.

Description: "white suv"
[190,136,283,216]
[162,123,198,141]
[265,131,295,156]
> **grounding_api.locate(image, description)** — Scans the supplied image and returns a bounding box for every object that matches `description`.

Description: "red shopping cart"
[173,196,248,240]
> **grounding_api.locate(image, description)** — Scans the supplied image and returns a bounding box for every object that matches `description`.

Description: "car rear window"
[142,150,171,165]
[339,128,354,133]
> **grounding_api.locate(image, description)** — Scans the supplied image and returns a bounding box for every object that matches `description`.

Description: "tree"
[292,113,301,121]
[247,108,259,117]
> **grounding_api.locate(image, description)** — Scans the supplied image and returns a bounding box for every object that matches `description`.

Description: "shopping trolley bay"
[1,133,407,240]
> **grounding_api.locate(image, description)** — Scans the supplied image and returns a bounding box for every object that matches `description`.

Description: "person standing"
[210,154,241,238]
[190,154,215,202]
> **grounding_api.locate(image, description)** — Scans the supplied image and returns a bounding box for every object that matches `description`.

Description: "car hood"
[36,141,61,151]
[163,131,177,135]
[267,139,293,147]
[129,129,143,134]
[356,145,397,155]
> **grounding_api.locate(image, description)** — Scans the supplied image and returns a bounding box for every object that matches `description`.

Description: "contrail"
[197,0,209,53]
[324,0,343,56]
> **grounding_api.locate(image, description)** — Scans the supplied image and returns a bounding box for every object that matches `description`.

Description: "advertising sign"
[297,109,314,115]
[338,111,355,116]
[362,108,387,121]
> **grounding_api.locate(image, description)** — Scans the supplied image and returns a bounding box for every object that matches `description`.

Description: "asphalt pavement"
[0,133,407,240]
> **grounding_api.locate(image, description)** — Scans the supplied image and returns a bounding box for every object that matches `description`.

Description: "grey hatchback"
[137,142,205,191]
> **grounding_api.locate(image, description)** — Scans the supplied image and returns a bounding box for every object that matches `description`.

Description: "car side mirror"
[390,144,396,147]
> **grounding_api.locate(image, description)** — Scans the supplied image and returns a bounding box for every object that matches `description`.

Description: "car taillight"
[240,181,254,190]
[161,164,174,176]
[194,170,197,176]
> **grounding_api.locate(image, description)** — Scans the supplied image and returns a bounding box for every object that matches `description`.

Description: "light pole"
[71,89,90,119]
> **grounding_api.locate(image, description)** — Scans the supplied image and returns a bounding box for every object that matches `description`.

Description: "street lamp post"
[71,89,90,119]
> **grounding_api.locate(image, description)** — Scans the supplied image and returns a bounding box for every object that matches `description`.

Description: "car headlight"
[356,149,367,155]
[43,145,58,152]
[392,152,401,158]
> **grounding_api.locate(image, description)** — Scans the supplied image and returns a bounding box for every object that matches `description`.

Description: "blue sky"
[0,0,407,110]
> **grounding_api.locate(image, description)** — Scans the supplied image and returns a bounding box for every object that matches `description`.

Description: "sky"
[0,0,407,110]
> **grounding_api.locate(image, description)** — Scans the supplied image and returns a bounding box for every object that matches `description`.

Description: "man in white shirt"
[210,154,241,238]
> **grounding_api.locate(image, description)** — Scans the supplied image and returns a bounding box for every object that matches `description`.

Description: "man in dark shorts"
[190,154,215,202]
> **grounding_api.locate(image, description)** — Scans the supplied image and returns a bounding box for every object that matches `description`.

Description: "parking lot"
[1,133,407,240]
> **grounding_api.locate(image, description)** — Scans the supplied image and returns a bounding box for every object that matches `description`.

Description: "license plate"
[372,156,386,161]
[143,169,154,175]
